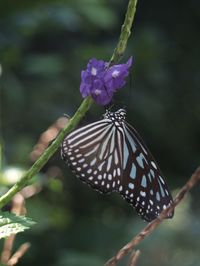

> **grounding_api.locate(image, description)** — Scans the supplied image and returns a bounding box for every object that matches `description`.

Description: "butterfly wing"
[61,119,124,194]
[119,122,173,221]
[61,109,173,222]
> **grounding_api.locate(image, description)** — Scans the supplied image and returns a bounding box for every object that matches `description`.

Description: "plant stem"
[0,97,93,208]
[110,0,138,64]
[0,0,138,208]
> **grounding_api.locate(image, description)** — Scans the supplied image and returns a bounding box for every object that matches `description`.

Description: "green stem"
[0,97,93,208]
[110,0,138,64]
[0,0,138,208]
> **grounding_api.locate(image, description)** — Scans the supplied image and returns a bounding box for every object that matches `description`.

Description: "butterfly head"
[104,109,126,123]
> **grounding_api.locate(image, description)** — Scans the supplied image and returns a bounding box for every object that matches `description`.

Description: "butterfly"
[61,109,173,222]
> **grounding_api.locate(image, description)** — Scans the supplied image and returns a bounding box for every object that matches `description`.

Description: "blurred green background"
[1,0,200,265]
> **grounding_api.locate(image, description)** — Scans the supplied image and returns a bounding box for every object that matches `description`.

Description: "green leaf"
[0,211,36,239]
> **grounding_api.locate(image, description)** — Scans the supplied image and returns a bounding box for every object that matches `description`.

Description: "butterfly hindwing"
[119,123,173,221]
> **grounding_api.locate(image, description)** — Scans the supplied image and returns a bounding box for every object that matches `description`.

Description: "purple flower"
[80,57,132,105]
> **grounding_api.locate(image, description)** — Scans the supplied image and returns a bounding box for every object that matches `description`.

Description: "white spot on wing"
[97,175,102,180]
[151,161,157,169]
[140,191,146,197]
[128,183,134,189]
[108,174,112,180]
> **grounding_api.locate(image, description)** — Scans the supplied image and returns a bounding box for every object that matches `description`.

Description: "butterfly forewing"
[61,109,173,222]
[61,119,123,194]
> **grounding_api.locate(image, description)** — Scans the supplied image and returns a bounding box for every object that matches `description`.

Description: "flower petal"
[79,57,133,105]
[91,86,114,105]
[104,57,133,92]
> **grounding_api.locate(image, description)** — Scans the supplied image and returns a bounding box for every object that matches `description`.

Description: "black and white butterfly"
[61,109,173,222]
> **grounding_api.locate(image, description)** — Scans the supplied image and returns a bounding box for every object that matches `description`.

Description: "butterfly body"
[61,109,173,222]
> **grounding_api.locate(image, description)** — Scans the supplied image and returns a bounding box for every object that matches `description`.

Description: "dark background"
[1,0,200,265]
